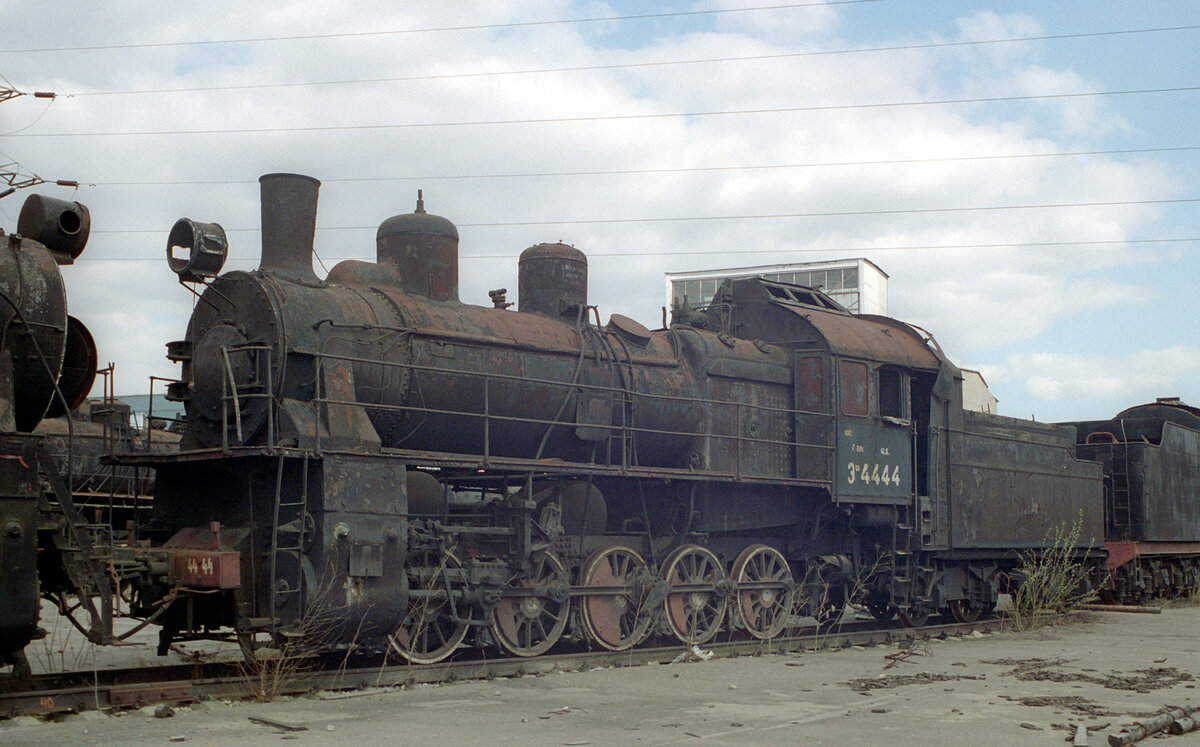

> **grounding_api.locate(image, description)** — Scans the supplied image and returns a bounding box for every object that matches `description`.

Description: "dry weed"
[1007,517,1097,631]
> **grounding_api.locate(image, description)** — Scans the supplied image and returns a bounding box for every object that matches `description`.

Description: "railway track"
[0,616,1008,720]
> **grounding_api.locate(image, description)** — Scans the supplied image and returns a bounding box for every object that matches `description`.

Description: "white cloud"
[1,2,1191,423]
[984,346,1200,415]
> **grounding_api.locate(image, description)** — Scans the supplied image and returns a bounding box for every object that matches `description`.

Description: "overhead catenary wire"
[86,196,1200,235]
[48,23,1200,98]
[11,85,1199,139]
[0,1,882,55]
[69,236,1200,263]
[79,145,1200,187]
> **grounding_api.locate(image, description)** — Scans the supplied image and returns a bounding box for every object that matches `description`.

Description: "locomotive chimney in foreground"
[258,172,321,284]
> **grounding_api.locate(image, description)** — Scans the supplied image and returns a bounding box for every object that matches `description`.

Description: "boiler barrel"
[351,291,703,467]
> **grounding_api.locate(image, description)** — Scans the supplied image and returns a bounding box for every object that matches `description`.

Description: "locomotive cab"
[690,276,949,509]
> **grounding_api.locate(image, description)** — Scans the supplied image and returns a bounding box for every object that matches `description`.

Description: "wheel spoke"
[389,550,470,665]
[662,544,727,645]
[581,546,652,651]
[492,551,569,657]
[732,545,794,640]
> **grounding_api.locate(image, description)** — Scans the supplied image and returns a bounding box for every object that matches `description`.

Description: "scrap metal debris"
[845,672,984,692]
[1108,706,1199,745]
[999,694,1115,718]
[671,645,714,663]
[985,658,1193,692]
[883,639,932,669]
[248,715,308,732]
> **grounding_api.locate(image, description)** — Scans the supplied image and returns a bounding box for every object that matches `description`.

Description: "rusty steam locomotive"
[1063,400,1200,605]
[88,172,1109,663]
[19,171,1200,672]
[0,194,97,672]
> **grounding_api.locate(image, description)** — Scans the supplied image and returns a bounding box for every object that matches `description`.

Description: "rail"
[0,613,1012,719]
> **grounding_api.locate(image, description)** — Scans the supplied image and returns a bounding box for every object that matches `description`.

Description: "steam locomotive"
[1063,400,1200,604]
[0,194,97,673]
[101,173,1107,662]
[26,172,1200,673]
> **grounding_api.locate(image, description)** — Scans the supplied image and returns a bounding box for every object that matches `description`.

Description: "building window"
[839,360,869,416]
[825,270,843,292]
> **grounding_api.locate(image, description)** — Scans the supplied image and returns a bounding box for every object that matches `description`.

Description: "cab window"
[798,356,824,412]
[839,360,868,416]
[879,367,903,419]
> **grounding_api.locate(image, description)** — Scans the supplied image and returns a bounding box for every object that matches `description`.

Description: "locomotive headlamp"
[167,218,228,282]
[17,194,91,264]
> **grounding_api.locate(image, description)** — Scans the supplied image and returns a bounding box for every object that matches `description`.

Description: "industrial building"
[665,257,888,315]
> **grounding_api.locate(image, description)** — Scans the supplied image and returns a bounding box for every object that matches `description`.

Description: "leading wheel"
[897,604,932,628]
[947,598,981,623]
[388,549,469,664]
[492,551,570,657]
[580,545,653,651]
[731,544,794,640]
[866,600,897,623]
[661,544,727,645]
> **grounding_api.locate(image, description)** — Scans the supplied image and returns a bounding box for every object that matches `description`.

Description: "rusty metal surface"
[166,218,227,282]
[786,305,942,370]
[1066,403,1200,544]
[0,231,70,432]
[43,316,97,418]
[257,173,321,285]
[0,434,40,660]
[376,190,459,302]
[1127,422,1200,541]
[169,550,240,589]
[129,172,1138,670]
[949,410,1105,550]
[16,193,90,262]
[518,242,588,318]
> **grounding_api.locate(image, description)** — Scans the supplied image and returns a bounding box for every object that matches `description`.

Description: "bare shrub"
[239,574,346,701]
[1007,518,1098,631]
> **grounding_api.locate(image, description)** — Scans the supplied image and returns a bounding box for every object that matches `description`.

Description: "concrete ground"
[4,607,1200,746]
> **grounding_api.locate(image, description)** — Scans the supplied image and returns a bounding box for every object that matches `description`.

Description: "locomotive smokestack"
[258,173,321,284]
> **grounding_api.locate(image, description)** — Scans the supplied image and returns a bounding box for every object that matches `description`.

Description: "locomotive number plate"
[171,550,241,589]
[846,461,902,486]
[836,423,911,500]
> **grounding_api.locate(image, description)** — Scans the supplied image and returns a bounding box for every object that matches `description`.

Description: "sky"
[1,1,1198,423]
